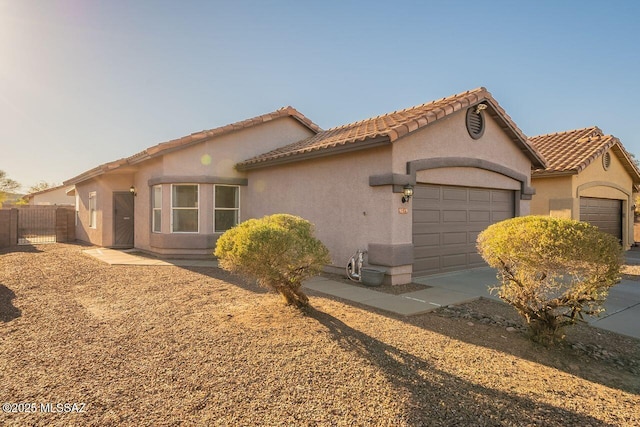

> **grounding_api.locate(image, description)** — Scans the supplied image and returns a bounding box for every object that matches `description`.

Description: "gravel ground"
[0,243,638,426]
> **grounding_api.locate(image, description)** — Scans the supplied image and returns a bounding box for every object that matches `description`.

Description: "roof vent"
[466,105,485,140]
[603,151,611,170]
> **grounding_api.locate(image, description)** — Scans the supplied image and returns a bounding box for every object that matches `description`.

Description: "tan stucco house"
[65,87,546,284]
[25,185,75,206]
[529,127,640,249]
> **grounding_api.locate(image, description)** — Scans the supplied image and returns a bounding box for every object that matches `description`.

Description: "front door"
[113,192,134,248]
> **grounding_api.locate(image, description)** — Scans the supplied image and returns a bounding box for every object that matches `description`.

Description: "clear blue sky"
[2,0,639,191]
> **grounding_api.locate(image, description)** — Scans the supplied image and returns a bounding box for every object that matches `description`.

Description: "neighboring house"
[65,87,546,285]
[529,127,640,249]
[24,185,75,206]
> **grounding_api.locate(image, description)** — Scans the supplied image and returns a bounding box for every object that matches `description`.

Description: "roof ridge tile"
[238,87,545,169]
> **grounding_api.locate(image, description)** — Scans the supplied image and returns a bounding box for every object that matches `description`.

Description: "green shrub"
[477,216,622,344]
[214,214,330,308]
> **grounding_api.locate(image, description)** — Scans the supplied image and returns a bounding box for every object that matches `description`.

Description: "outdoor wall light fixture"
[129,186,137,197]
[475,103,488,114]
[402,184,414,203]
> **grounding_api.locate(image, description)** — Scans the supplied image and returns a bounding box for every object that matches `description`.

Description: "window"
[152,185,162,233]
[214,185,239,232]
[172,184,198,233]
[89,192,97,229]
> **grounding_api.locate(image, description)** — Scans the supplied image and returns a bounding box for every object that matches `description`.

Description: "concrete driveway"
[414,262,640,340]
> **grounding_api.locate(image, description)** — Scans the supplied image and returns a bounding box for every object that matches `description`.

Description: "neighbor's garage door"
[413,184,515,276]
[580,197,622,241]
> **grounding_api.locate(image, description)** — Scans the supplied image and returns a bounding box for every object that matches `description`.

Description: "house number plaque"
[398,208,408,214]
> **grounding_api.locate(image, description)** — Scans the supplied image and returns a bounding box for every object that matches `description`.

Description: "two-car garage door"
[412,184,515,277]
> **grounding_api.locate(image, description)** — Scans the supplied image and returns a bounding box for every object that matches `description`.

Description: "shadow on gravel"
[0,245,44,255]
[0,284,21,322]
[179,266,270,295]
[306,307,613,426]
[401,299,640,395]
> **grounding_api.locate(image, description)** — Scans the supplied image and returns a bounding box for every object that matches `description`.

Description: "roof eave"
[610,142,640,184]
[531,170,578,178]
[64,108,320,185]
[236,136,391,171]
[482,100,547,169]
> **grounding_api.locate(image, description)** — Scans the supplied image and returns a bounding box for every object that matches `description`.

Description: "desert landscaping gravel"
[0,243,638,426]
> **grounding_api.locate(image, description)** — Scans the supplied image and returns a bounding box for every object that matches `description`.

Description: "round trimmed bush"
[477,216,622,344]
[214,214,330,308]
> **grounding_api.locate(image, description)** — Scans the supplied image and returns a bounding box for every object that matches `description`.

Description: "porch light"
[402,184,414,203]
[129,185,137,196]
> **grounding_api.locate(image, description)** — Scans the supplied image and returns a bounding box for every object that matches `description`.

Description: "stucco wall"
[30,187,75,206]
[531,148,636,248]
[127,116,314,255]
[392,109,534,221]
[75,174,134,247]
[161,117,314,179]
[530,175,575,218]
[576,150,633,199]
[244,146,393,268]
[392,111,533,186]
[245,108,537,284]
[576,149,634,248]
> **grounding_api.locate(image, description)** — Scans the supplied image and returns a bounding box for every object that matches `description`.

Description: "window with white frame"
[88,192,97,229]
[214,185,239,232]
[152,185,162,233]
[172,184,198,233]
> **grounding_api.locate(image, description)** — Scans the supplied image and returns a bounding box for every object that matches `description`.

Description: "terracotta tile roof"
[65,107,320,185]
[237,87,546,170]
[529,127,640,182]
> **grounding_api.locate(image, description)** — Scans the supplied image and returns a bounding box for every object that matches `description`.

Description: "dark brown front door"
[113,192,134,248]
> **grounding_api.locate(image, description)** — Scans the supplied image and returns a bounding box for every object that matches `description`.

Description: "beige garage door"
[413,184,515,277]
[579,197,622,241]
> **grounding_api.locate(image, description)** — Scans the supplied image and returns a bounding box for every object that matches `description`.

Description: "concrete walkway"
[84,248,639,340]
[83,248,218,268]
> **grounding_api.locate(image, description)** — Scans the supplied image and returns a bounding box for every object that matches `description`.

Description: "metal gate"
[17,207,57,245]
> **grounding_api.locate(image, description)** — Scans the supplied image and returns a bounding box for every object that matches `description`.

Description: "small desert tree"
[477,216,622,344]
[214,214,330,308]
[0,170,20,204]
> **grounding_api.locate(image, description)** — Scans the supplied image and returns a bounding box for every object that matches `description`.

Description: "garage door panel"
[413,184,515,277]
[579,197,621,240]
[491,191,512,203]
[417,186,441,200]
[469,190,491,202]
[442,253,467,269]
[443,210,467,222]
[442,231,467,245]
[443,188,468,201]
[468,230,481,242]
[413,233,440,246]
[492,211,513,222]
[469,210,491,222]
[413,210,440,223]
[469,253,485,265]
[413,257,440,274]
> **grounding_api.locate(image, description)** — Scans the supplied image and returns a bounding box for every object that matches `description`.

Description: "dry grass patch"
[0,244,638,426]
